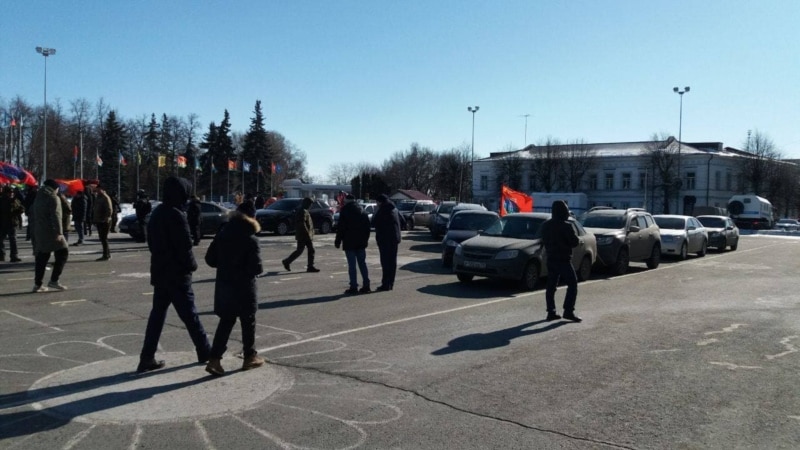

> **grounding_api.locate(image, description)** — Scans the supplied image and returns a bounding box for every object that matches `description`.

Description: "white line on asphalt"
[1,310,63,332]
[50,299,87,306]
[8,277,34,281]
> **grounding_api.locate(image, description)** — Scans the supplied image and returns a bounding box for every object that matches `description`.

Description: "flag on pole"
[243,162,251,173]
[73,146,78,162]
[195,158,202,171]
[10,118,16,127]
[499,185,533,217]
[158,155,166,167]
[270,161,276,174]
[137,152,142,165]
[212,163,217,173]
[228,160,236,170]
[0,162,38,186]
[177,156,187,168]
[96,154,103,167]
[257,163,262,174]
[119,152,127,166]
[275,163,281,174]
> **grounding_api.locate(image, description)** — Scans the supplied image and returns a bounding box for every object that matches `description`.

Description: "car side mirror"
[687,226,696,231]
[726,226,734,230]
[628,225,640,233]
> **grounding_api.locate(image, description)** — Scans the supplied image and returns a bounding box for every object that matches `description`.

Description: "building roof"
[479,139,747,161]
[391,189,433,201]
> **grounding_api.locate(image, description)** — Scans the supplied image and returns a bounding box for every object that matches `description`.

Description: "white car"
[774,218,800,232]
[653,215,708,260]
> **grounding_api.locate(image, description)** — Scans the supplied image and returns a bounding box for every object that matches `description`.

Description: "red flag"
[271,161,276,173]
[54,179,85,196]
[499,185,533,217]
[73,146,78,162]
[228,160,236,170]
[10,118,16,127]
[177,156,187,168]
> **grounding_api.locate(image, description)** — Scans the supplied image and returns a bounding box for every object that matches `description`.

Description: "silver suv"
[580,208,661,275]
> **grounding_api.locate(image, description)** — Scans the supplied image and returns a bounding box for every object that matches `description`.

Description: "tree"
[98,110,128,197]
[433,146,470,201]
[382,143,438,194]
[558,139,596,192]
[493,147,526,191]
[641,133,678,214]
[528,138,563,192]
[739,129,781,196]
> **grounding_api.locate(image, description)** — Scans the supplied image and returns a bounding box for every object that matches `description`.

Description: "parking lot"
[1,229,800,449]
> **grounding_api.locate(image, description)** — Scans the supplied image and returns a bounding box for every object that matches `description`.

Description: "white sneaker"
[33,285,48,293]
[47,281,67,291]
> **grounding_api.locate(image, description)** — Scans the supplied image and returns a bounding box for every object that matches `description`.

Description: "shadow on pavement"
[408,243,441,253]
[417,280,521,299]
[256,293,345,310]
[400,259,452,275]
[431,320,569,355]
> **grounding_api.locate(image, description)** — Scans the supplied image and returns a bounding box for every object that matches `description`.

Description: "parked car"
[653,214,708,260]
[441,210,499,267]
[396,200,436,231]
[255,198,334,235]
[333,202,377,230]
[774,218,800,232]
[580,207,661,275]
[452,212,597,290]
[696,215,739,251]
[118,201,230,241]
[429,202,487,239]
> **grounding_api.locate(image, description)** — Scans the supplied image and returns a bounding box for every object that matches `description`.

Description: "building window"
[686,172,696,190]
[715,171,721,190]
[726,172,732,190]
[622,173,632,189]
[639,172,647,189]
[588,174,598,190]
[528,175,536,192]
[621,202,630,209]
[605,173,614,190]
[480,175,488,191]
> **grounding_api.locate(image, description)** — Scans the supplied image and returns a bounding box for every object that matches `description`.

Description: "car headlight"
[596,236,614,245]
[454,244,463,256]
[445,239,458,247]
[495,250,519,260]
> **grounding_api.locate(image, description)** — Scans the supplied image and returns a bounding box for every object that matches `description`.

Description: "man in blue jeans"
[540,200,582,322]
[137,176,210,373]
[335,195,371,295]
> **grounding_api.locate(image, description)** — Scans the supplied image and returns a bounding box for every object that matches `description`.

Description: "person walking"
[22,185,37,243]
[58,191,72,244]
[133,190,152,243]
[334,194,371,295]
[203,203,265,376]
[371,194,401,291]
[540,200,582,322]
[71,190,87,246]
[186,195,202,246]
[31,180,69,292]
[84,187,94,237]
[109,191,121,232]
[281,197,319,272]
[137,176,211,373]
[92,185,113,261]
[0,186,24,262]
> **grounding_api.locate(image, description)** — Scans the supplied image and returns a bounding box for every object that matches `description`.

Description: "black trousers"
[210,312,257,360]
[139,281,210,363]
[0,226,18,259]
[377,241,398,288]
[545,259,578,313]
[189,222,201,245]
[96,222,110,257]
[34,248,69,286]
[285,238,315,268]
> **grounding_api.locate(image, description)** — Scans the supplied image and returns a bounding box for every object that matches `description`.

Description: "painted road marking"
[50,299,87,306]
[2,310,63,332]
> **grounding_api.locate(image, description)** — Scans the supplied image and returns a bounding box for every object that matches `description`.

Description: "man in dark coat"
[335,195,371,295]
[281,197,319,272]
[133,190,152,243]
[540,200,582,322]
[84,187,94,236]
[371,194,401,291]
[186,195,202,246]
[92,185,113,261]
[22,184,37,242]
[0,186,24,262]
[137,176,211,373]
[32,180,69,292]
[71,190,87,246]
[203,203,265,376]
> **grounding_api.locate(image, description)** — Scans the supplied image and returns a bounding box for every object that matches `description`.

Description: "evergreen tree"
[99,110,128,198]
[242,100,270,192]
[159,113,174,175]
[199,122,219,197]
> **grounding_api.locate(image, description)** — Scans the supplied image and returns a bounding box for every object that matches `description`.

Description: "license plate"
[464,260,486,269]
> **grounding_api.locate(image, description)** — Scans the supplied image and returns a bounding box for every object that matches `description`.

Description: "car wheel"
[697,240,707,257]
[276,221,289,236]
[320,220,332,235]
[442,257,452,268]
[729,240,738,251]
[456,273,473,283]
[678,242,688,260]
[646,245,661,269]
[577,255,592,282]
[612,247,629,275]
[520,261,539,291]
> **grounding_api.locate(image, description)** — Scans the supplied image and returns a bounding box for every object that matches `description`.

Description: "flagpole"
[210,161,213,203]
[79,127,84,180]
[227,161,230,203]
[156,155,161,201]
[117,152,121,201]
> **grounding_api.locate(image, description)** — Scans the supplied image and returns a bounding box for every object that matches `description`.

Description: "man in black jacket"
[335,195,371,295]
[186,195,202,246]
[137,176,211,372]
[371,194,401,291]
[133,190,152,243]
[540,200,582,322]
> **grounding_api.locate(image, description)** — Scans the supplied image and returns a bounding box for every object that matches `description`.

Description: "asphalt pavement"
[1,228,799,449]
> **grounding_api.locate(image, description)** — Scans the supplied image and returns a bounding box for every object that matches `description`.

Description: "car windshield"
[396,202,415,212]
[437,203,456,214]
[582,214,626,229]
[450,213,498,231]
[698,217,725,228]
[482,216,544,239]
[654,217,686,230]
[267,200,300,211]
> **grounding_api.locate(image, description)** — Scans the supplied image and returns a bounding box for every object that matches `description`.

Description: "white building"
[281,178,350,205]
[472,139,750,215]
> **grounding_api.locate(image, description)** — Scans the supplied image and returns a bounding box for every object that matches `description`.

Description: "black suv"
[255,198,334,235]
[580,208,661,275]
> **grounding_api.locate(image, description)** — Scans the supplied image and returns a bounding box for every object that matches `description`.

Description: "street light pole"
[673,86,689,214]
[520,114,530,146]
[36,46,56,182]
[468,106,479,202]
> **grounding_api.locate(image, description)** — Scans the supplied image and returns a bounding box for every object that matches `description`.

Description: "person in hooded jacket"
[133,190,152,243]
[186,195,202,246]
[540,200,582,322]
[203,202,265,376]
[136,176,211,373]
[281,197,319,272]
[335,194,371,295]
[371,194,401,291]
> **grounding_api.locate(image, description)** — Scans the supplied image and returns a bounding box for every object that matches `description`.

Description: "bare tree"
[739,129,781,196]
[493,145,526,191]
[529,138,563,192]
[558,139,596,192]
[641,133,678,214]
[382,143,438,194]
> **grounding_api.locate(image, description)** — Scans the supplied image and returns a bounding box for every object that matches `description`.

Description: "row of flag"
[90,151,282,174]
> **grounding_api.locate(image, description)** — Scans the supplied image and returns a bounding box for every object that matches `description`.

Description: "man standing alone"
[31,180,69,292]
[93,185,113,261]
[371,194,401,291]
[281,197,319,273]
[335,195,371,295]
[540,200,582,322]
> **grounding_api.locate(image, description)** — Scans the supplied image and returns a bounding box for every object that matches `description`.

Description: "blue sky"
[3,0,798,181]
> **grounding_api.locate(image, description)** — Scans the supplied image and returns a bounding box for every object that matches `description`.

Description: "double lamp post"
[36,46,56,182]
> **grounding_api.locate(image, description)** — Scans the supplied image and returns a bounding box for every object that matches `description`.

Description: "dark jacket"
[540,200,579,262]
[0,193,24,229]
[147,177,196,286]
[92,190,113,224]
[32,185,68,253]
[186,198,202,226]
[71,193,87,223]
[335,201,370,251]
[85,192,94,222]
[294,197,314,242]
[134,197,152,220]
[372,200,402,246]
[205,212,262,317]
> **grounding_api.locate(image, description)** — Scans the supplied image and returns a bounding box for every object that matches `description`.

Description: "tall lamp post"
[36,46,56,182]
[673,86,689,213]
[520,114,530,146]
[468,106,479,201]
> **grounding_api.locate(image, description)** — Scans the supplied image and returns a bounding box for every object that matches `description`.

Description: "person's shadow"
[431,320,569,355]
